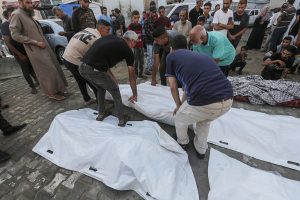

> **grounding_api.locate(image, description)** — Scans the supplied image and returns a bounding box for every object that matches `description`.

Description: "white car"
[38,19,68,63]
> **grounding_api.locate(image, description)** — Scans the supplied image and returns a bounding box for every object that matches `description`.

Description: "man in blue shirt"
[166,34,233,159]
[97,7,112,24]
[190,25,235,76]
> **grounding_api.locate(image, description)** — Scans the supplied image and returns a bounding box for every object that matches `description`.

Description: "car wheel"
[56,46,65,64]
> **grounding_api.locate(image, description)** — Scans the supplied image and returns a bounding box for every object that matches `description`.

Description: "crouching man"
[167,35,233,159]
[79,31,138,126]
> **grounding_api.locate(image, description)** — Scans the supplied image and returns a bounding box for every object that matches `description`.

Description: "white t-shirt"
[63,28,101,66]
[212,9,234,35]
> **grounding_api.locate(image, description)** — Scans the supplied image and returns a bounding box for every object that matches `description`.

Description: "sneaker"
[96,111,112,121]
[48,94,66,101]
[192,142,205,159]
[118,115,129,127]
[84,99,96,106]
[31,87,38,94]
[179,144,188,151]
[3,123,27,136]
[0,151,10,163]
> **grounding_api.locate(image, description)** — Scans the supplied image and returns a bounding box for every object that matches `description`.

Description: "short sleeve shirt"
[270,53,294,70]
[63,28,101,66]
[166,49,233,106]
[192,31,236,66]
[82,35,134,71]
[212,9,234,35]
[229,12,249,40]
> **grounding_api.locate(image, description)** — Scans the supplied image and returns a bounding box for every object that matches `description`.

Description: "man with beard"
[10,0,68,101]
[72,0,97,33]
[173,9,192,40]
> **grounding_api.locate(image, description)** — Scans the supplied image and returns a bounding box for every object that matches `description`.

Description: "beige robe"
[9,8,67,95]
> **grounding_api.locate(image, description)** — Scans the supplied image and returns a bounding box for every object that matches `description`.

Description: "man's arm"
[128,66,137,102]
[72,10,80,33]
[9,14,41,46]
[168,77,181,114]
[263,58,283,66]
[151,53,160,86]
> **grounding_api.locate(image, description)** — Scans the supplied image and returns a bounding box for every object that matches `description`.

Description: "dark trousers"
[261,65,282,80]
[0,112,12,132]
[79,64,124,119]
[15,56,38,88]
[269,27,287,52]
[230,61,246,73]
[63,60,97,102]
[220,66,230,77]
[159,51,168,86]
[133,48,144,76]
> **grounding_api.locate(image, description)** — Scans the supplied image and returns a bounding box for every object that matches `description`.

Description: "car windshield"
[165,5,175,16]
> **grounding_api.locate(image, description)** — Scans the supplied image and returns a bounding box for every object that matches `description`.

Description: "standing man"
[189,0,203,27]
[152,26,179,86]
[212,0,234,35]
[114,8,126,37]
[166,35,233,158]
[144,7,157,75]
[269,0,296,52]
[173,9,192,39]
[154,6,171,29]
[72,0,97,34]
[199,2,213,31]
[63,20,111,105]
[228,0,249,48]
[1,8,38,94]
[79,31,138,126]
[97,7,112,24]
[52,6,74,41]
[190,25,235,76]
[10,0,68,101]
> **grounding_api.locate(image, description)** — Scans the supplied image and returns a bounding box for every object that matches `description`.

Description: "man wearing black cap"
[152,27,179,86]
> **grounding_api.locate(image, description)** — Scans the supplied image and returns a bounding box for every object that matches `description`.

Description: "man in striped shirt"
[269,0,296,52]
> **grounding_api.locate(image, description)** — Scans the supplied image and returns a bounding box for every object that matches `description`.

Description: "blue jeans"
[146,44,153,71]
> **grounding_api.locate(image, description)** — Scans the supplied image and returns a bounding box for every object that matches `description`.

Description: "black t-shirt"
[189,7,203,27]
[270,53,294,72]
[82,35,134,71]
[229,12,249,39]
[1,21,27,55]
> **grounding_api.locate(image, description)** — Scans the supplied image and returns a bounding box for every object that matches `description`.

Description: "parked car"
[245,8,260,26]
[38,19,68,63]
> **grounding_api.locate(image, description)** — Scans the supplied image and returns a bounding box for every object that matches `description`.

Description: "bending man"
[79,31,138,126]
[166,34,233,158]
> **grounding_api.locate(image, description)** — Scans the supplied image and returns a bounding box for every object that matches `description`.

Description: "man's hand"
[129,95,137,103]
[277,60,285,67]
[173,106,179,116]
[58,31,66,36]
[37,41,46,49]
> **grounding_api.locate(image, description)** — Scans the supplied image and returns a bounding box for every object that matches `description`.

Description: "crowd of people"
[0,0,300,162]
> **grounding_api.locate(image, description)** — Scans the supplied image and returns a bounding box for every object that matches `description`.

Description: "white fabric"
[208,108,300,171]
[106,82,181,126]
[212,9,234,35]
[208,149,300,200]
[32,108,199,200]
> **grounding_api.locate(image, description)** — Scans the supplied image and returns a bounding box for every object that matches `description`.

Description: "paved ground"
[1,32,300,200]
